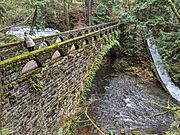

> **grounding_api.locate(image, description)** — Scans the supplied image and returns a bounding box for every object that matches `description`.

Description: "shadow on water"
[77,63,180,135]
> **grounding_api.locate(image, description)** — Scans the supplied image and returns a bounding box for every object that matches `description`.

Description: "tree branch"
[147,98,180,118]
[167,0,180,22]
[85,108,105,135]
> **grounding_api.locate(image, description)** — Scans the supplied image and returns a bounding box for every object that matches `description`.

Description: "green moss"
[17,68,42,83]
[0,82,15,105]
[3,83,14,91]
[0,93,8,105]
[84,44,92,50]
[115,30,122,38]
[0,82,17,105]
[104,36,109,42]
[0,127,13,135]
[98,35,104,41]
[132,131,142,135]
[0,33,59,49]
[29,72,43,93]
[0,52,35,69]
[0,41,22,48]
[84,44,92,56]
[80,33,121,102]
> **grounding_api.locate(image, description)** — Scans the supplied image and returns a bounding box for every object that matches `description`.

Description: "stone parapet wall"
[0,22,118,61]
[0,23,122,135]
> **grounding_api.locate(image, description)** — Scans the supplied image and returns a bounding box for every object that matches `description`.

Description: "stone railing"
[0,22,123,135]
[0,22,118,61]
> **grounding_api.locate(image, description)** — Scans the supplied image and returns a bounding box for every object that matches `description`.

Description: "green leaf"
[57,128,63,135]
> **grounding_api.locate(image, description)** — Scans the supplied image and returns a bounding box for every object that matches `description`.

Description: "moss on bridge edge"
[80,30,121,102]
[0,24,120,69]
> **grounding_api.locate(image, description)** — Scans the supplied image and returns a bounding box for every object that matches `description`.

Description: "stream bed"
[78,65,180,135]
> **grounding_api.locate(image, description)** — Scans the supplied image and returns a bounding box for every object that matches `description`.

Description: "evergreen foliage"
[0,0,64,30]
[98,0,180,85]
[0,6,6,19]
[92,0,112,24]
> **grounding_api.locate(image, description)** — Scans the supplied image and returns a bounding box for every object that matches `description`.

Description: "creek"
[0,25,60,45]
[78,64,180,135]
[6,26,60,39]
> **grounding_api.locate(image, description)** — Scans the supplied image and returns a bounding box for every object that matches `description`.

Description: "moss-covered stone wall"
[0,23,122,135]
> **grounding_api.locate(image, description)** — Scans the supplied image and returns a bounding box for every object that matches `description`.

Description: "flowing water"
[78,65,180,135]
[0,26,60,45]
[147,37,180,102]
[6,26,60,39]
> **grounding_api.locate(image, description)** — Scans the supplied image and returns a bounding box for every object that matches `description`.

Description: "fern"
[0,6,6,18]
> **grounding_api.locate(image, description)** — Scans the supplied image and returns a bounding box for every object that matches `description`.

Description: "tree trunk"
[30,7,38,34]
[87,0,92,26]
[64,0,70,30]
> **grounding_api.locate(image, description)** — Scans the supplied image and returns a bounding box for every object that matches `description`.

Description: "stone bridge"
[0,22,123,135]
